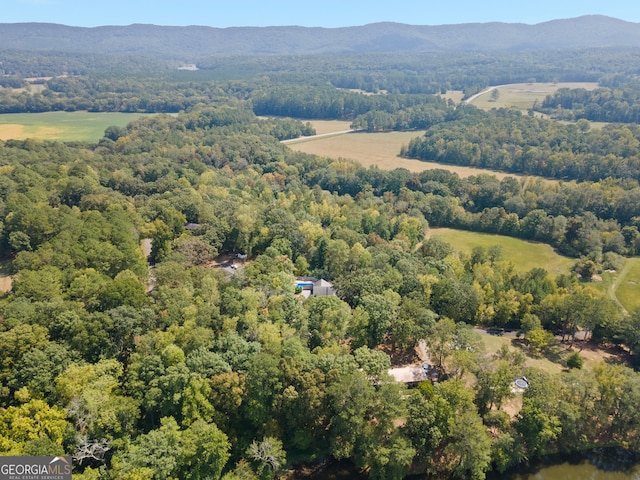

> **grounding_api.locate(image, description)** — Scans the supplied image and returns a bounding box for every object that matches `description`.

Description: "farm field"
[0,111,152,142]
[468,81,599,111]
[426,227,575,275]
[287,125,523,179]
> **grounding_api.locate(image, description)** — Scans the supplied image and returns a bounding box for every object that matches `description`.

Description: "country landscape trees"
[2,32,640,480]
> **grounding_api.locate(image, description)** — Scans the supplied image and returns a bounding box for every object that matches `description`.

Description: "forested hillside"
[1,45,640,480]
[1,16,640,57]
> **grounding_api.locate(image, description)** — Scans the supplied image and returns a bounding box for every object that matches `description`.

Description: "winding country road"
[464,85,503,104]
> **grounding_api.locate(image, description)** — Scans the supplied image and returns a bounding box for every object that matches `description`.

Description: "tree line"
[537,82,640,123]
[402,106,640,183]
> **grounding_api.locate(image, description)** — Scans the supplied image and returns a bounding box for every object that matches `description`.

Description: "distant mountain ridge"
[1,15,639,59]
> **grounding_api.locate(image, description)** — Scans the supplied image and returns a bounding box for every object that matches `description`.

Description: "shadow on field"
[510,337,565,365]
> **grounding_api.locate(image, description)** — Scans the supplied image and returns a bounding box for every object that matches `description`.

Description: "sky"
[3,0,640,28]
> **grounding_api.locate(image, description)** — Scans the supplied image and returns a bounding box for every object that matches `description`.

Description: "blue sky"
[4,0,640,27]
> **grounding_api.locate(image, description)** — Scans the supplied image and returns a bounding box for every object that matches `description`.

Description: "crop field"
[426,227,575,275]
[287,125,521,179]
[468,81,599,111]
[0,111,151,142]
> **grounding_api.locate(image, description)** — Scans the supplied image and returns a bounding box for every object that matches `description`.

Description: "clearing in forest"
[0,260,12,293]
[426,227,575,275]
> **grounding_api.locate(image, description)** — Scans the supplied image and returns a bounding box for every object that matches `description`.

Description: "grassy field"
[287,126,524,179]
[479,332,565,375]
[428,227,640,312]
[468,82,599,111]
[609,258,640,313]
[479,329,620,376]
[0,111,152,142]
[438,90,465,103]
[426,227,575,275]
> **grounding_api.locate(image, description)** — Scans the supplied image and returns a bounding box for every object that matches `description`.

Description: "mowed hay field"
[610,257,640,313]
[426,227,575,275]
[288,122,521,179]
[0,112,151,142]
[468,82,599,111]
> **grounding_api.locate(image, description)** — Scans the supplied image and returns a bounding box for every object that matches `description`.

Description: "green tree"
[424,317,456,372]
[12,266,64,301]
[0,398,70,455]
[97,272,148,311]
[179,419,231,480]
[566,351,584,369]
[445,410,492,480]
[113,417,230,480]
[359,292,398,347]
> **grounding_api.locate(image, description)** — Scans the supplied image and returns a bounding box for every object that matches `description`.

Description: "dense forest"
[537,81,640,123]
[2,46,640,480]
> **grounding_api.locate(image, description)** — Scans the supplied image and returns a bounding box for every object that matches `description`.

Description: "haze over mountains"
[1,15,639,59]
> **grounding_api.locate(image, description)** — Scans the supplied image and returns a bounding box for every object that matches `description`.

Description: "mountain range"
[1,15,639,59]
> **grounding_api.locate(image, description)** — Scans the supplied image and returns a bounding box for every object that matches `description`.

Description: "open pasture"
[304,119,352,135]
[468,82,599,111]
[0,111,151,142]
[426,227,575,275]
[287,125,523,179]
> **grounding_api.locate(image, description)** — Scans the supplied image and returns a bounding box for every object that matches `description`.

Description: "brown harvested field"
[305,119,352,135]
[287,127,522,179]
[0,124,26,140]
[0,276,12,293]
[0,124,64,141]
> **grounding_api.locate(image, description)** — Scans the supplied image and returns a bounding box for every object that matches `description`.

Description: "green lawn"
[427,228,575,275]
[479,332,565,375]
[0,111,153,143]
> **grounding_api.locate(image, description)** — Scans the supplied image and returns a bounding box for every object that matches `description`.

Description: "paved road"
[281,129,356,144]
[464,85,507,104]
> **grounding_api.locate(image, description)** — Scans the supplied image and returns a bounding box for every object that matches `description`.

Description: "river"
[292,449,640,479]
[489,450,640,480]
